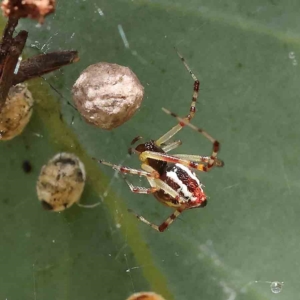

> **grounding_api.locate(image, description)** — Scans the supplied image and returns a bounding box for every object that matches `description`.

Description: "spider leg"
[128,208,184,232]
[161,140,182,153]
[155,50,200,146]
[93,158,159,178]
[141,165,189,204]
[153,179,189,205]
[141,165,190,205]
[95,159,186,203]
[123,176,159,194]
[119,163,188,205]
[130,139,182,155]
[140,150,219,172]
[96,158,188,206]
[161,108,221,169]
[172,154,224,167]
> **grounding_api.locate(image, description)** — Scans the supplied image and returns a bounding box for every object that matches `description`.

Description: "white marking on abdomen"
[175,163,202,190]
[166,167,196,201]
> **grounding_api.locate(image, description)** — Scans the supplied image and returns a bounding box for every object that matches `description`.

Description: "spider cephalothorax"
[96,50,223,232]
[134,140,167,174]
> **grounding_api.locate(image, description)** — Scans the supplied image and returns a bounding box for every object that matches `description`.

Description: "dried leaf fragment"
[1,0,55,23]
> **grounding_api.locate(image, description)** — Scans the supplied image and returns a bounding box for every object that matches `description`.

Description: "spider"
[95,50,224,232]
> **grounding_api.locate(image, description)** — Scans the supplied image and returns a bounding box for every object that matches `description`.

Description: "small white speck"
[70,32,75,39]
[52,240,55,243]
[32,132,43,138]
[14,56,22,74]
[116,223,121,229]
[95,5,104,16]
[289,51,295,59]
[288,51,297,66]
[118,24,130,49]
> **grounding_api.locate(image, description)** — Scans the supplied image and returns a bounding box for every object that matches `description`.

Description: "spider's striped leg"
[155,50,200,146]
[140,149,220,172]
[172,154,224,167]
[161,108,221,169]
[128,137,182,155]
[128,208,184,232]
[161,140,182,153]
[123,176,159,194]
[174,48,199,122]
[95,159,187,202]
[93,158,160,178]
[118,163,188,204]
[131,139,182,154]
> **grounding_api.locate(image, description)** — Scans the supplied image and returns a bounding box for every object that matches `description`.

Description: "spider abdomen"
[159,163,207,208]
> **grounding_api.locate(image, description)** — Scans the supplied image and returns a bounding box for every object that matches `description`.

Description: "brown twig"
[12,51,79,85]
[0,17,19,69]
[0,0,78,113]
[0,30,27,110]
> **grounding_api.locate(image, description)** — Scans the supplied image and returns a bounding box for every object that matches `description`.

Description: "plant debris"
[1,0,55,23]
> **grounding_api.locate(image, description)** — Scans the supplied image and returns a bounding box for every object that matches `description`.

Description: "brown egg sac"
[72,62,144,130]
[126,292,166,300]
[36,153,86,212]
[0,84,33,141]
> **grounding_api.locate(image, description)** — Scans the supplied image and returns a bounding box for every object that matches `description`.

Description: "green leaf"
[1,1,299,299]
